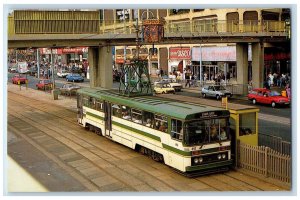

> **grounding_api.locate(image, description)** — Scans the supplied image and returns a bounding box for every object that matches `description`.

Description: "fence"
[259,133,291,155]
[237,140,291,183]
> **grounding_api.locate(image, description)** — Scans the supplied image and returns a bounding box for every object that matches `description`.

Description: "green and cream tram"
[77,88,233,175]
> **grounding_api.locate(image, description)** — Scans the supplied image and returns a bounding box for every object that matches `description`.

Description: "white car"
[154,78,183,92]
[57,70,70,78]
[201,85,233,100]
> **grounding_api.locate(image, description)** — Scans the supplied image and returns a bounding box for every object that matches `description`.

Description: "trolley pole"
[199,44,202,87]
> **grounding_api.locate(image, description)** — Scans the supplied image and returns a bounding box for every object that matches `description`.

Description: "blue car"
[66,74,84,82]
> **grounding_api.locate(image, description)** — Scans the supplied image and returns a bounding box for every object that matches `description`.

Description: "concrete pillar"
[88,46,113,89]
[236,43,248,87]
[99,46,113,89]
[252,42,264,88]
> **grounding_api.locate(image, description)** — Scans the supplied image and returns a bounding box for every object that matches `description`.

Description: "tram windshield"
[184,118,228,146]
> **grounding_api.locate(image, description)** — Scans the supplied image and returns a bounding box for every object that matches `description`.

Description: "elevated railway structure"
[7,10,290,89]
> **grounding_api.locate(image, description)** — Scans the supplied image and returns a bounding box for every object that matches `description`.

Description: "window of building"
[193,9,205,12]
[169,9,190,15]
[116,9,130,23]
[171,119,183,140]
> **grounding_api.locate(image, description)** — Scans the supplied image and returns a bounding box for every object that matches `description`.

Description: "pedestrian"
[285,83,291,100]
[264,79,270,90]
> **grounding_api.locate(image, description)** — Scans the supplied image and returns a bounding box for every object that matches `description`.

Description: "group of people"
[121,111,168,132]
[265,72,290,88]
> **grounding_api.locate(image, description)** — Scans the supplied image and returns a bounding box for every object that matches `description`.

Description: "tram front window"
[184,119,228,146]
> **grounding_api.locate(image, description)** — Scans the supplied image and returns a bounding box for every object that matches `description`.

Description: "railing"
[8,13,289,35]
[237,140,291,183]
[259,133,291,155]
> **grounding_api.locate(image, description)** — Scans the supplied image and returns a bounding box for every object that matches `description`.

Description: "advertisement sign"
[192,46,252,61]
[169,47,191,60]
[17,62,28,73]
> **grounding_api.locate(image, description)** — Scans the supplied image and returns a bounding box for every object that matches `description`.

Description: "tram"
[77,88,233,176]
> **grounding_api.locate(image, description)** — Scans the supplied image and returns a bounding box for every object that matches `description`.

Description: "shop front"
[168,47,191,76]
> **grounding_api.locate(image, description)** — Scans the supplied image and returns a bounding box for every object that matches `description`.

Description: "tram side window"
[154,115,168,133]
[83,97,89,107]
[96,100,103,111]
[90,97,96,109]
[132,109,142,124]
[77,94,82,108]
[121,106,132,120]
[171,119,183,140]
[143,111,154,128]
[112,104,122,118]
[239,113,255,136]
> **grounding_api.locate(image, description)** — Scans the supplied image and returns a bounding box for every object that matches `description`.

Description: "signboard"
[17,62,28,73]
[192,46,252,61]
[169,47,191,60]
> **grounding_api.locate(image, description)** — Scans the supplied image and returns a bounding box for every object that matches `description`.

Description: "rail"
[259,133,291,155]
[8,14,289,35]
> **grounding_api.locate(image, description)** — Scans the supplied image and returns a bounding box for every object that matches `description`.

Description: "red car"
[11,74,28,84]
[247,88,290,108]
[36,79,53,90]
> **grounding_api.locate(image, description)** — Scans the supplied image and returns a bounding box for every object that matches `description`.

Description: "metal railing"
[8,14,289,35]
[259,133,291,155]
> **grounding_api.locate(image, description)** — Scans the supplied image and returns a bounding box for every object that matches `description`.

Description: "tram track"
[8,94,180,191]
[7,91,289,191]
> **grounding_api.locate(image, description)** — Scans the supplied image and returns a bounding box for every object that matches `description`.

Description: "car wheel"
[216,95,220,100]
[271,101,276,108]
[202,93,206,98]
[66,78,69,82]
[162,91,165,94]
[252,99,256,105]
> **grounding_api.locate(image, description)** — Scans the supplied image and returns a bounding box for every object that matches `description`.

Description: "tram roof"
[77,88,229,120]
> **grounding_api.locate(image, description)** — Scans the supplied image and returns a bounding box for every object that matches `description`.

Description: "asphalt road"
[7,72,292,142]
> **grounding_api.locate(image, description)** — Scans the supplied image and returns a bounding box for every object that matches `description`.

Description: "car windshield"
[184,118,228,146]
[73,74,80,77]
[214,86,226,91]
[44,80,51,84]
[269,91,281,96]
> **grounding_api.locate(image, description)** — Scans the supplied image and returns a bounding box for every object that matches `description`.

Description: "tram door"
[103,101,112,138]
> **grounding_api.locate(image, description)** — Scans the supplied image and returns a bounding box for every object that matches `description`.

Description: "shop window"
[171,119,183,140]
[239,113,255,136]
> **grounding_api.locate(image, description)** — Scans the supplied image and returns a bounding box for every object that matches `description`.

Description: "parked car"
[11,74,28,84]
[59,83,81,95]
[66,74,84,82]
[153,82,175,94]
[247,88,290,108]
[8,64,18,73]
[57,70,70,78]
[36,79,53,90]
[155,78,183,92]
[201,85,233,100]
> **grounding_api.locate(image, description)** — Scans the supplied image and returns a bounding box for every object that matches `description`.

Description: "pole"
[51,49,55,89]
[37,48,40,79]
[199,44,202,87]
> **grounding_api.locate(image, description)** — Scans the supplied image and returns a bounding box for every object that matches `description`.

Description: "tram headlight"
[217,154,222,160]
[194,158,199,164]
[222,154,226,159]
[199,157,203,163]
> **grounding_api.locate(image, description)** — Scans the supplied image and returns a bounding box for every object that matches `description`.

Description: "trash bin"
[52,89,60,100]
[281,90,287,97]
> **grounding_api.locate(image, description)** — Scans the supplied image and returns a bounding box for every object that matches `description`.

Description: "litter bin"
[52,89,60,100]
[281,90,287,97]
